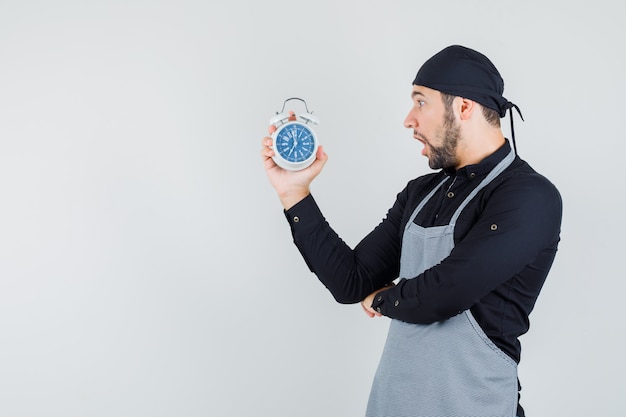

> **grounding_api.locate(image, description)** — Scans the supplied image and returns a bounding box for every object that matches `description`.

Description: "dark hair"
[440,92,501,128]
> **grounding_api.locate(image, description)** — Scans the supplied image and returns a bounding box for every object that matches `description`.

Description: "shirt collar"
[443,139,512,180]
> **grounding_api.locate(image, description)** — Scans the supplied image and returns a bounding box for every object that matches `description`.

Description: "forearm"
[286,195,400,303]
[370,182,562,324]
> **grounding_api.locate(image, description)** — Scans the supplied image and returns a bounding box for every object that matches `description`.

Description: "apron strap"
[449,146,516,224]
[405,177,449,229]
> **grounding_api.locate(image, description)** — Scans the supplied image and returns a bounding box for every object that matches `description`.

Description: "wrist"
[279,189,310,210]
[370,284,395,314]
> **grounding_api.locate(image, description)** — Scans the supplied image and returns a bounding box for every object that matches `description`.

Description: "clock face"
[275,122,316,164]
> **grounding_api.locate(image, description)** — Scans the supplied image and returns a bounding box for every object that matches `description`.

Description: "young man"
[261,45,562,417]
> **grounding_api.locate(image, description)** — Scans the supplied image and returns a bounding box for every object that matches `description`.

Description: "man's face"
[404,85,461,170]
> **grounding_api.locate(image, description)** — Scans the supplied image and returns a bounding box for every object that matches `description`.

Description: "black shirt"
[284,141,562,415]
[285,140,561,359]
[285,142,562,416]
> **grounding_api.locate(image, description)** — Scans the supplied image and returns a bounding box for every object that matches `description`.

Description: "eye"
[417,100,425,108]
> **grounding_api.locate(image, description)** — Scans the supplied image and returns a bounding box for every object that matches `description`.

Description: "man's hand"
[261,136,328,210]
[360,284,395,318]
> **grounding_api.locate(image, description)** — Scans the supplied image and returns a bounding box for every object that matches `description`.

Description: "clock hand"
[287,138,298,157]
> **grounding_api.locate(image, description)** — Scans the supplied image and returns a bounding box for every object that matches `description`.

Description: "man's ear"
[458,97,476,121]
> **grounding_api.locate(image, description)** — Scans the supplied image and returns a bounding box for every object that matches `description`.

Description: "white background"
[0,1,623,416]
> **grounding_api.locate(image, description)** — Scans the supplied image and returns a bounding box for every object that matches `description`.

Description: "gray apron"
[366,148,518,417]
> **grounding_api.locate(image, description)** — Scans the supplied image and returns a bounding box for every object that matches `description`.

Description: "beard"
[426,108,461,170]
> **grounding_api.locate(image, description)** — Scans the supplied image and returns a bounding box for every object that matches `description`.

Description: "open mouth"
[413,132,429,155]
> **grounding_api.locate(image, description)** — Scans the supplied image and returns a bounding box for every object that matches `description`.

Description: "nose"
[404,108,417,129]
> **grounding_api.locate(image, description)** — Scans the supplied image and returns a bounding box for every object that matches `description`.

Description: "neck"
[455,129,505,169]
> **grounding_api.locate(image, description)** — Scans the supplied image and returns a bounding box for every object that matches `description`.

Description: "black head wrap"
[413,45,524,153]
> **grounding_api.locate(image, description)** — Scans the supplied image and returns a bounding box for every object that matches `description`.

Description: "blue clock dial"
[275,123,316,163]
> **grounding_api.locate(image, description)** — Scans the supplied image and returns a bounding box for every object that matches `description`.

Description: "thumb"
[317,145,327,159]
[313,145,328,166]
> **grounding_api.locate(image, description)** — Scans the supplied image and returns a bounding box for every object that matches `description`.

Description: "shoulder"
[502,158,561,200]
[488,157,563,221]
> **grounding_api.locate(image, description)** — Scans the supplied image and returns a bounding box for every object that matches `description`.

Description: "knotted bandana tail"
[502,102,524,154]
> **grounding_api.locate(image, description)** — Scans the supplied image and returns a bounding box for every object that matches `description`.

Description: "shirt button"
[377,296,382,302]
[293,216,300,223]
[447,191,454,198]
[394,300,399,307]
[490,223,498,231]
[469,172,476,179]
[376,307,381,313]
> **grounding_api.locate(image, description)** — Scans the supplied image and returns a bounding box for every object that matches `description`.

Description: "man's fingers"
[261,137,275,159]
[361,302,376,318]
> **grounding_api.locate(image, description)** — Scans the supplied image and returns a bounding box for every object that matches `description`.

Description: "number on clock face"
[276,124,315,163]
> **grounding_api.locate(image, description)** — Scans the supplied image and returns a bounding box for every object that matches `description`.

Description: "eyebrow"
[411,91,426,99]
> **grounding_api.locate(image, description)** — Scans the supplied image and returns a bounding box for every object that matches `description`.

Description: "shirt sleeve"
[285,193,404,304]
[371,173,563,324]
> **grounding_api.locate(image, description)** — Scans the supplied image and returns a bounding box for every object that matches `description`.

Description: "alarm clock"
[268,98,320,171]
